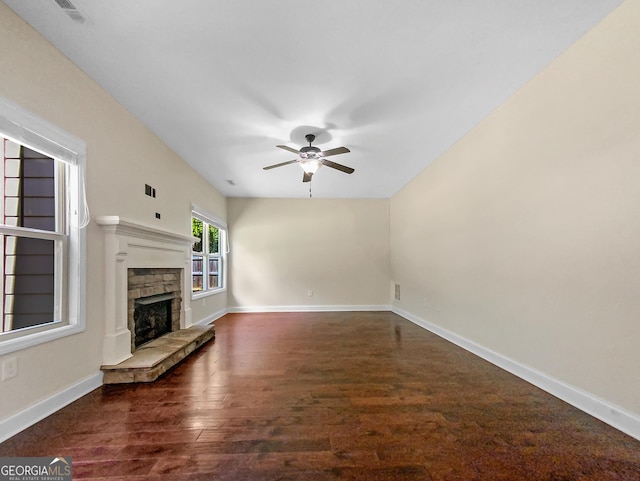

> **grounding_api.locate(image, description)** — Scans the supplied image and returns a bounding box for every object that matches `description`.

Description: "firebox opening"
[134,295,174,348]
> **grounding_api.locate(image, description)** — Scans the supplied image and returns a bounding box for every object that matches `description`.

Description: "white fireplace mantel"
[96,216,195,365]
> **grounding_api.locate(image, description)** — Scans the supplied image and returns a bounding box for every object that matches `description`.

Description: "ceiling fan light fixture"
[264,133,353,183]
[299,159,322,174]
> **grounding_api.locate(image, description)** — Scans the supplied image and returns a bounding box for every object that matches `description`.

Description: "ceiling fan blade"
[263,159,298,170]
[303,172,313,183]
[320,146,350,157]
[322,159,355,174]
[276,144,300,154]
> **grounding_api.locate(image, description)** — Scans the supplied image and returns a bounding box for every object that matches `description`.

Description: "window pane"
[192,254,203,292]
[192,218,203,253]
[2,235,55,332]
[190,212,226,295]
[208,257,219,288]
[208,224,219,254]
[2,142,57,232]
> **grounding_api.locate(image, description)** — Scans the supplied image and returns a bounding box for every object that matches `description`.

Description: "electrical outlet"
[1,357,18,381]
[394,284,400,301]
[307,289,313,297]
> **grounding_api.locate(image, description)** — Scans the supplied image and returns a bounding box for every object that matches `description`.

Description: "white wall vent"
[53,0,86,23]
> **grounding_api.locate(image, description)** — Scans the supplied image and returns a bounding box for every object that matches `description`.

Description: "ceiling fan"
[263,134,354,183]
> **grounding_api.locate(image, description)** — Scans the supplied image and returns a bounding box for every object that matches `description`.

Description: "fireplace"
[97,216,195,365]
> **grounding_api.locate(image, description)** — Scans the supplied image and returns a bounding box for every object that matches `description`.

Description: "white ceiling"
[2,0,623,198]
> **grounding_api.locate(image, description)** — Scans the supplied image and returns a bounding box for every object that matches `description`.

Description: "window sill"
[192,287,227,301]
[0,320,86,356]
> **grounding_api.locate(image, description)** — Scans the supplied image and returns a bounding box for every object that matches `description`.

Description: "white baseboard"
[392,306,640,442]
[228,304,392,313]
[0,371,103,443]
[193,307,229,326]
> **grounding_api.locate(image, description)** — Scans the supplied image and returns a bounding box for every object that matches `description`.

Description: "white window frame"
[191,204,227,299]
[0,97,86,355]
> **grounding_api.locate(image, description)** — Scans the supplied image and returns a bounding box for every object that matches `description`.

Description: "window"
[1,140,61,332]
[0,97,87,355]
[192,206,226,295]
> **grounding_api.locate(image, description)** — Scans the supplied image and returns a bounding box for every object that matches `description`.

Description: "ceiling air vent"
[53,0,86,23]
[54,0,75,8]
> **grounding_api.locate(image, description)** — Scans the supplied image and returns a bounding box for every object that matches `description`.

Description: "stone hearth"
[101,324,215,384]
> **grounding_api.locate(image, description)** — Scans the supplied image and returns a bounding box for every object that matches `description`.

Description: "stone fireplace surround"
[128,267,182,350]
[96,216,195,366]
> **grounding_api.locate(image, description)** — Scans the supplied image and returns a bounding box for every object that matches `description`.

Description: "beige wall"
[0,3,226,423]
[2,0,639,439]
[391,1,640,415]
[227,198,390,309]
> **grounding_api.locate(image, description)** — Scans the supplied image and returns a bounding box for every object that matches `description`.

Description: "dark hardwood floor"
[2,311,639,480]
